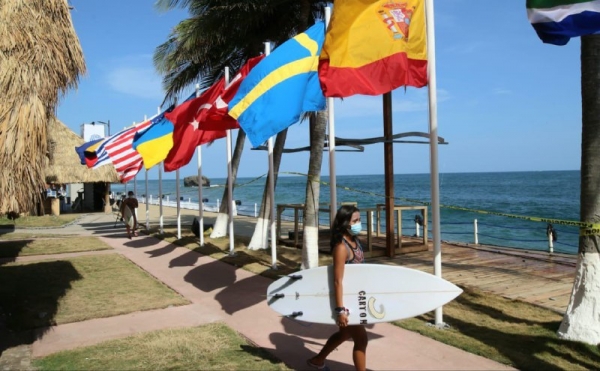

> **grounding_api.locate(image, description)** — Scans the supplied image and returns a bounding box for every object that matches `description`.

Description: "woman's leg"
[309,327,351,366]
[348,325,368,371]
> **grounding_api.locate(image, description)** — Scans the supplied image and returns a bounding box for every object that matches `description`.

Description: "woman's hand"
[337,313,349,327]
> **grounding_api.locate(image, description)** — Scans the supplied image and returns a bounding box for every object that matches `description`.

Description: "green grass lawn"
[34,323,289,370]
[0,254,189,331]
[0,236,112,258]
[395,286,600,371]
[0,214,80,227]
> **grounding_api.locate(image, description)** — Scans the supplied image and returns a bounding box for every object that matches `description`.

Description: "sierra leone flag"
[527,0,600,45]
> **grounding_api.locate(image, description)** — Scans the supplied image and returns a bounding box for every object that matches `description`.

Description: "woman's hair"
[330,204,360,251]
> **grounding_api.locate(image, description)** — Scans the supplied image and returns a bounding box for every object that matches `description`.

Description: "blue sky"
[58,1,582,180]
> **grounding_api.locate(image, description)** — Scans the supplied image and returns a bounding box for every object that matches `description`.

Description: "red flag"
[198,55,265,131]
[105,120,151,183]
[163,91,227,172]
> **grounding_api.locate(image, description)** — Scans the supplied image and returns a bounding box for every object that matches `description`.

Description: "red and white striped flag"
[197,55,265,131]
[105,120,152,183]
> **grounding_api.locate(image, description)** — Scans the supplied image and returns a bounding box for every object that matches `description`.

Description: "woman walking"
[307,204,368,371]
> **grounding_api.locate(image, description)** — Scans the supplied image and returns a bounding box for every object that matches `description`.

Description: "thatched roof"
[0,0,86,213]
[45,118,120,184]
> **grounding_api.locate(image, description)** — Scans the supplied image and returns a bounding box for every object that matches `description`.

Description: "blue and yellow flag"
[75,138,103,165]
[228,21,326,147]
[132,105,175,169]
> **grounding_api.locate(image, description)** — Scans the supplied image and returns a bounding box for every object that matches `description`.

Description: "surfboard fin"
[289,274,302,280]
[288,311,303,318]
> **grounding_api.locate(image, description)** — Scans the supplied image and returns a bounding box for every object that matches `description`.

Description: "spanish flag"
[319,0,427,98]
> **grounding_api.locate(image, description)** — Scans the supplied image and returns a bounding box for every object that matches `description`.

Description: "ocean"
[111,170,581,255]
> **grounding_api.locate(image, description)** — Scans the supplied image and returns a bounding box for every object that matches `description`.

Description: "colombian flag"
[319,0,427,98]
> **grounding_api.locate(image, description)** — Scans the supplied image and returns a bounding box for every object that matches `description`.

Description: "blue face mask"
[350,222,362,236]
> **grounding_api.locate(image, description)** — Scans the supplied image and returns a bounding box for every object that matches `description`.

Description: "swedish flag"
[229,21,326,147]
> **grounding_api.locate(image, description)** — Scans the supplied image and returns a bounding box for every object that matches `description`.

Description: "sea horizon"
[139,168,581,182]
[112,170,582,255]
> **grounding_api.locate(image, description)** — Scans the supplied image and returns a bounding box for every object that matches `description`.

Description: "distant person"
[307,204,367,371]
[120,191,139,238]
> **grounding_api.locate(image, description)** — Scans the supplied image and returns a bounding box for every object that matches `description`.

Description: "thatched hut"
[42,117,119,215]
[0,0,86,214]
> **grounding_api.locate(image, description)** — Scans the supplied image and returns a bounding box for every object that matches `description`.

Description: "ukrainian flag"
[228,21,326,147]
[132,107,175,169]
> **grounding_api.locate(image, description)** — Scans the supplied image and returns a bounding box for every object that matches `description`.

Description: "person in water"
[307,204,367,371]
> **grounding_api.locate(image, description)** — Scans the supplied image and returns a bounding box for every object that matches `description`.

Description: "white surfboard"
[122,204,135,230]
[266,264,462,325]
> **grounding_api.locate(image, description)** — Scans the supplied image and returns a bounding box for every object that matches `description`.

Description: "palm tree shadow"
[213,274,267,315]
[183,259,236,293]
[0,260,81,356]
[0,239,30,265]
[443,315,599,370]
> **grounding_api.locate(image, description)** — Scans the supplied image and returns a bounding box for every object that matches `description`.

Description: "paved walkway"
[1,210,513,370]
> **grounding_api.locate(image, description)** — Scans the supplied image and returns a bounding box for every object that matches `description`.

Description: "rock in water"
[183,175,210,187]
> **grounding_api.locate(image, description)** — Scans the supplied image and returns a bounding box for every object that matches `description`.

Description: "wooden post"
[50,198,60,216]
[383,92,395,258]
[104,182,111,213]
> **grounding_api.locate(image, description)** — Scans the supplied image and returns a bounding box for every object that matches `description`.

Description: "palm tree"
[0,0,85,215]
[302,113,328,269]
[248,129,288,250]
[557,34,600,345]
[210,130,245,238]
[154,0,329,263]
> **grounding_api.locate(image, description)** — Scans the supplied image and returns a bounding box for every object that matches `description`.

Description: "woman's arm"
[332,242,348,326]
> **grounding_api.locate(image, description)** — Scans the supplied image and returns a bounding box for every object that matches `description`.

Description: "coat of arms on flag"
[378,2,415,40]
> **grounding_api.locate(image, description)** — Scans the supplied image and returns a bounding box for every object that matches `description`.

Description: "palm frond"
[0,0,85,214]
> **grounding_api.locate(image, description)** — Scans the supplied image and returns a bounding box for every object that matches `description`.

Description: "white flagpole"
[145,168,149,230]
[264,42,277,269]
[425,0,443,326]
[158,107,164,234]
[133,118,139,212]
[176,169,181,239]
[143,115,149,230]
[225,67,236,256]
[325,6,337,226]
[195,83,205,246]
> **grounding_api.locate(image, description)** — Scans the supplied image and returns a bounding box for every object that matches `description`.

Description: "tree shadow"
[183,259,236,293]
[445,316,599,370]
[0,260,81,356]
[453,288,561,331]
[0,240,31,265]
[169,249,200,267]
[123,236,160,249]
[0,225,15,237]
[146,244,177,259]
[214,274,268,315]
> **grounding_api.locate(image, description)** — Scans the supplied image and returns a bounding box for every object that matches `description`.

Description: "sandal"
[306,359,329,370]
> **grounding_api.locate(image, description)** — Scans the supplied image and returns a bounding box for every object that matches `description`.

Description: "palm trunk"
[557,34,600,344]
[248,130,288,250]
[210,130,246,238]
[302,111,327,269]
